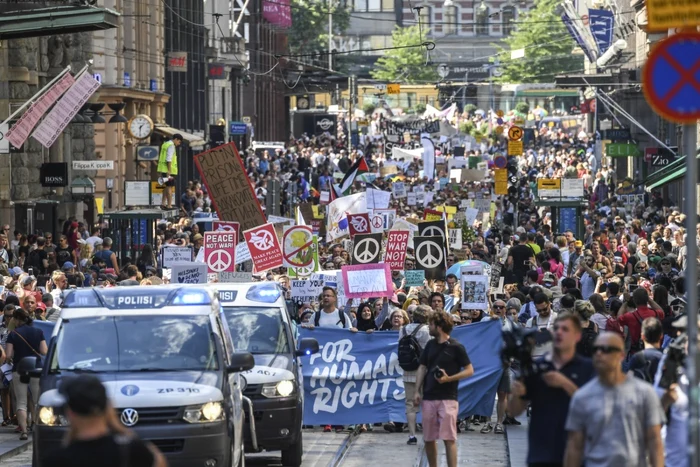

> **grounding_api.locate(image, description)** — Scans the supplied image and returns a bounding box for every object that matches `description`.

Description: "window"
[353,0,367,11]
[444,5,458,35]
[475,1,489,36]
[222,307,291,354]
[502,5,516,36]
[354,0,384,11]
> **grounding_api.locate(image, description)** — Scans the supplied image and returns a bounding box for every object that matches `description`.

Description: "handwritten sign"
[341,263,393,299]
[194,143,266,232]
[404,269,425,287]
[161,246,192,268]
[219,271,253,282]
[385,231,409,270]
[171,263,207,284]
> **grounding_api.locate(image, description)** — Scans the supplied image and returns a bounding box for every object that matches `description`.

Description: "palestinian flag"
[329,184,341,202]
[338,157,369,195]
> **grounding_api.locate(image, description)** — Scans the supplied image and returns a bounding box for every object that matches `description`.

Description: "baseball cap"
[10,266,23,277]
[62,261,75,271]
[192,233,203,242]
[542,272,557,285]
[58,375,108,416]
[22,275,36,286]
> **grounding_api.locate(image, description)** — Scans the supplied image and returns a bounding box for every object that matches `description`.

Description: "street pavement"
[3,422,512,466]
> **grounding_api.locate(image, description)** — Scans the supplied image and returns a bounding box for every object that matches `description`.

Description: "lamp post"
[106,177,114,209]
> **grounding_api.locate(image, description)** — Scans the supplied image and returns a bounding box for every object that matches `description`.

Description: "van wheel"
[281,433,302,467]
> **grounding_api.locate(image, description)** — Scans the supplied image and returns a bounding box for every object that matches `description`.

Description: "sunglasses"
[493,305,505,309]
[460,316,472,321]
[593,345,622,354]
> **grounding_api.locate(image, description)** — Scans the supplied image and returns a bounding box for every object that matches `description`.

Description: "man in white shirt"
[86,227,102,249]
[306,287,356,330]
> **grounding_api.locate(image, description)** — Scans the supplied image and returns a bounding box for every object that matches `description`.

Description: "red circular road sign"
[643,32,700,124]
[493,154,507,169]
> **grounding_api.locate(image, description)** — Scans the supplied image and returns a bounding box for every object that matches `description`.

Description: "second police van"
[23,285,256,467]
[211,282,319,467]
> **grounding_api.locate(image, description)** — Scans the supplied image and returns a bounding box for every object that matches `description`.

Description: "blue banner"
[561,12,596,63]
[299,320,502,425]
[588,9,614,54]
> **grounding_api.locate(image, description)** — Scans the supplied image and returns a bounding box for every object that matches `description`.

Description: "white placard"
[0,123,9,154]
[124,181,150,206]
[73,160,114,170]
[171,262,207,284]
[219,271,253,283]
[342,265,393,298]
[460,199,470,208]
[561,178,584,198]
[161,246,192,268]
[291,272,329,303]
[423,192,435,205]
[407,192,417,206]
[267,215,294,224]
[392,182,407,198]
[335,270,348,307]
[448,157,468,170]
[366,188,391,210]
[461,274,489,310]
[448,228,462,250]
[235,241,251,264]
[449,168,462,182]
[466,207,479,226]
[319,191,330,204]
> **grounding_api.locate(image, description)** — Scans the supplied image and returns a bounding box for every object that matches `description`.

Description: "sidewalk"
[505,412,528,467]
[0,426,32,463]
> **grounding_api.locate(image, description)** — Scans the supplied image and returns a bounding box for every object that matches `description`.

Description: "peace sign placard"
[413,235,447,280]
[351,233,383,265]
[204,231,237,274]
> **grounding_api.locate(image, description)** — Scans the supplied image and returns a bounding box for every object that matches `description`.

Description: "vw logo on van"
[120,408,139,427]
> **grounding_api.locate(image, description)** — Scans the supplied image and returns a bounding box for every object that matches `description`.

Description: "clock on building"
[127,114,154,139]
[297,97,310,110]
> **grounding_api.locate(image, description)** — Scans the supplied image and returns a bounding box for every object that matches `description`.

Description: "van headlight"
[183,402,224,423]
[38,406,69,426]
[262,380,295,398]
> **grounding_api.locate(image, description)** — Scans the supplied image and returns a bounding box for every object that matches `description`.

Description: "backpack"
[605,315,624,336]
[578,322,599,357]
[314,310,346,328]
[56,249,71,267]
[398,325,425,372]
[25,249,43,274]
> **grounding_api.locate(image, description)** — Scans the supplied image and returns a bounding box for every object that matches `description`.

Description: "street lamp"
[106,177,114,209]
[71,176,96,196]
[444,0,457,36]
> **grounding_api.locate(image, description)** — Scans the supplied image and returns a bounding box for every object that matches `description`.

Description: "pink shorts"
[421,399,459,442]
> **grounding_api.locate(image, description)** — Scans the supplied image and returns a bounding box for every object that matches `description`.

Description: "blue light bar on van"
[245,283,281,303]
[171,289,211,306]
[62,287,211,309]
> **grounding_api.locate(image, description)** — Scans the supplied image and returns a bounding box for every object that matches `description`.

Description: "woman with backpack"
[573,300,598,357]
[395,305,432,445]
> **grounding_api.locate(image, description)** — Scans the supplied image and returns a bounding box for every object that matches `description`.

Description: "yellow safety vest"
[157,140,178,175]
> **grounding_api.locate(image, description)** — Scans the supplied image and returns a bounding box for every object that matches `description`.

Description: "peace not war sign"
[416,238,444,270]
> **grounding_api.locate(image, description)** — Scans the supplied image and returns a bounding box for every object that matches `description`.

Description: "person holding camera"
[508,312,594,467]
[413,310,474,467]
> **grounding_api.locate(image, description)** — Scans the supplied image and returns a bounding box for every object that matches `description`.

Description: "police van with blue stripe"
[25,285,256,467]
[211,282,319,467]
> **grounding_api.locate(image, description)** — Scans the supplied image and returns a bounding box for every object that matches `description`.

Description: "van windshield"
[50,315,218,372]
[222,307,290,355]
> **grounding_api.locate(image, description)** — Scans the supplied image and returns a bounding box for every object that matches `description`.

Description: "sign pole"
[683,122,698,467]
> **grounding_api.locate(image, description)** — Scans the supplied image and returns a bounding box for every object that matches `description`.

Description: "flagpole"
[1,65,75,126]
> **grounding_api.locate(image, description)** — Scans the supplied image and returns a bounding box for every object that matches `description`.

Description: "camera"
[658,334,687,389]
[502,326,553,378]
[433,367,444,381]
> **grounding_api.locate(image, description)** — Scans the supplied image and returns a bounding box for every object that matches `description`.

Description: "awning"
[646,166,685,191]
[154,125,205,149]
[0,6,119,40]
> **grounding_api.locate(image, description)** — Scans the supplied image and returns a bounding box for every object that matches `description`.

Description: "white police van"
[27,285,256,467]
[211,282,319,467]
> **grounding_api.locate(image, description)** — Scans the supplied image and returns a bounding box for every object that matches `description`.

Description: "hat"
[62,261,75,271]
[192,233,203,242]
[21,275,36,286]
[574,240,583,248]
[58,375,108,415]
[542,272,557,285]
[10,266,23,277]
[36,302,46,311]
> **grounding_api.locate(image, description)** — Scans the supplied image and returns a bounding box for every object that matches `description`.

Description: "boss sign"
[385,231,409,270]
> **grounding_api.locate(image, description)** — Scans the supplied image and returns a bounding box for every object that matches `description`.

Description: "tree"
[371,26,438,84]
[494,0,583,83]
[287,0,350,59]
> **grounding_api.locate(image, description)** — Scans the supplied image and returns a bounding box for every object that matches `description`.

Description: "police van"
[211,282,319,467]
[25,285,257,467]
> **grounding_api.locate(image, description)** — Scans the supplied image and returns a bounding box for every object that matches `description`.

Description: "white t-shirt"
[316,309,351,329]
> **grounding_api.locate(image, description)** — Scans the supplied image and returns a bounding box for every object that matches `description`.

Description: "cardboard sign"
[161,246,192,268]
[392,181,407,198]
[448,228,463,250]
[404,269,426,287]
[204,231,237,274]
[461,274,489,310]
[423,208,443,221]
[194,143,266,232]
[366,188,391,210]
[282,225,317,277]
[385,231,409,270]
[407,192,417,206]
[243,223,283,273]
[413,235,446,280]
[291,272,336,304]
[341,263,393,299]
[171,262,207,284]
[219,271,253,283]
[372,209,396,231]
[351,233,383,265]
[212,221,241,240]
[347,213,371,237]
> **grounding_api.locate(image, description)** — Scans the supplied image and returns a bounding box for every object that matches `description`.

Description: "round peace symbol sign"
[250,229,274,251]
[208,250,232,272]
[422,226,445,240]
[371,216,383,229]
[354,237,380,263]
[416,240,444,269]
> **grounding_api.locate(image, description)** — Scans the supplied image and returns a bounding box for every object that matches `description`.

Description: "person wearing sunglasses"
[564,332,665,467]
[508,312,594,466]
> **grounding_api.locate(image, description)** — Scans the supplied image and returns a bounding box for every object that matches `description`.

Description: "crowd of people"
[0,106,695,467]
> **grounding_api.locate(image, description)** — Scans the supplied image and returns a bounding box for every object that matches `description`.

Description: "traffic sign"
[508,126,523,140]
[606,143,642,157]
[496,109,504,118]
[507,140,523,156]
[387,84,401,95]
[643,32,700,123]
[495,126,504,135]
[537,178,561,197]
[647,0,700,31]
[493,154,507,169]
[494,168,508,195]
[229,121,247,135]
[204,231,236,274]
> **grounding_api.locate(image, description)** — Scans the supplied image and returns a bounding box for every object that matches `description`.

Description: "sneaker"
[407,436,418,445]
[506,416,521,425]
[323,425,332,433]
[334,426,344,433]
[383,422,396,433]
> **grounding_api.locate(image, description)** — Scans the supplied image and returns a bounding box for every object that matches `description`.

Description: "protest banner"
[194,143,266,232]
[365,188,391,210]
[448,228,463,250]
[212,221,240,240]
[299,320,501,425]
[204,231,236,274]
[161,246,192,268]
[243,223,283,273]
[404,269,425,287]
[461,274,489,310]
[341,263,393,299]
[327,192,366,241]
[347,213,371,237]
[219,271,253,283]
[385,231,409,270]
[392,181,407,198]
[282,225,317,277]
[351,233,383,265]
[170,263,207,284]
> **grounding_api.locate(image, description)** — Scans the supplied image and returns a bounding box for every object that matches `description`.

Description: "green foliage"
[495,0,583,83]
[515,102,530,114]
[459,121,475,135]
[464,104,478,116]
[288,0,350,56]
[413,102,427,114]
[362,103,376,115]
[371,26,438,84]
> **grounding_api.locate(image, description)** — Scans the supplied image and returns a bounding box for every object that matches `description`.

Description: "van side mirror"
[227,352,255,373]
[16,356,42,382]
[296,337,319,357]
